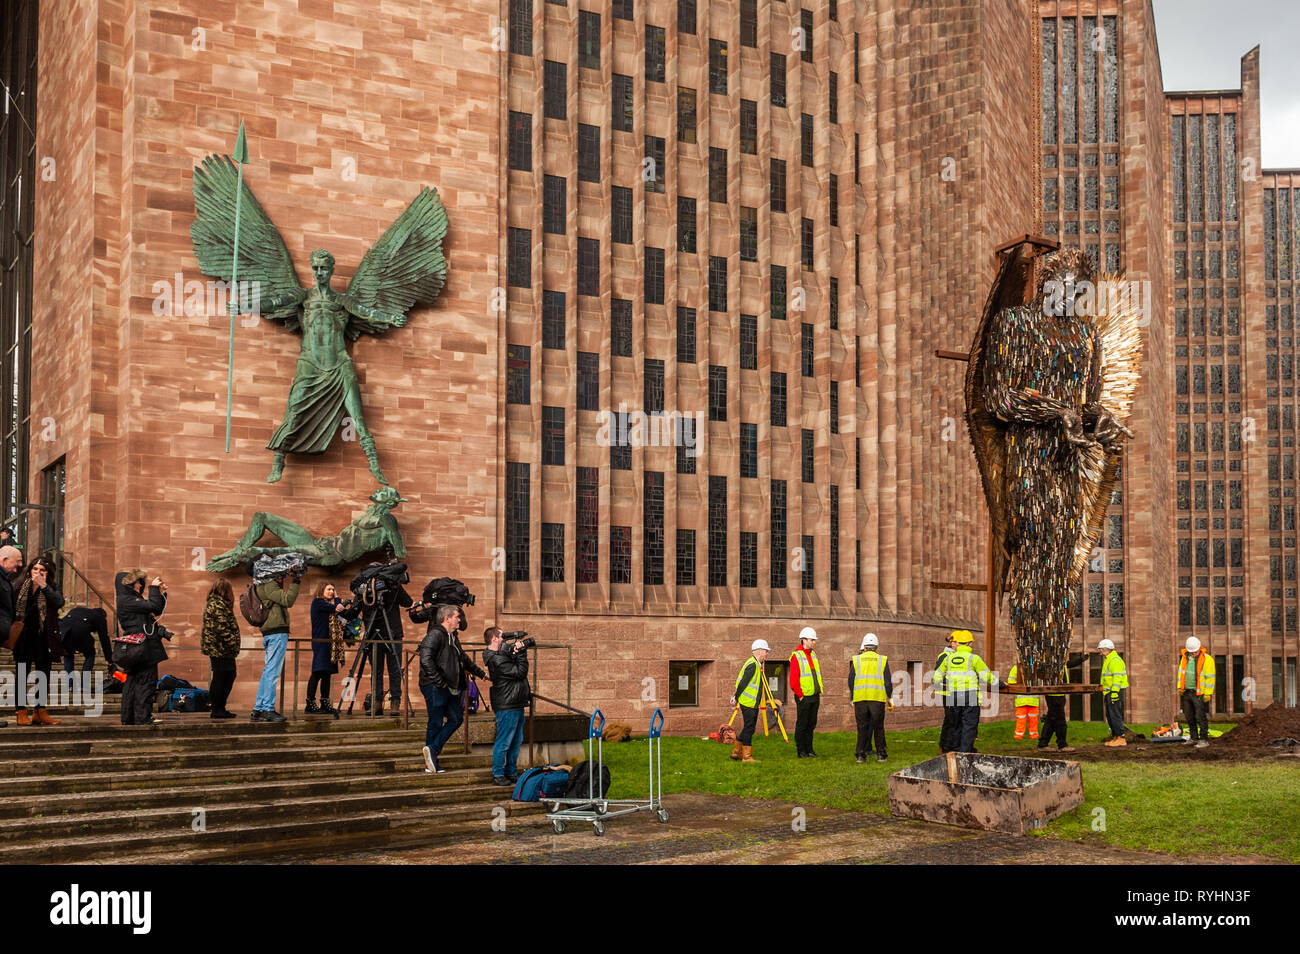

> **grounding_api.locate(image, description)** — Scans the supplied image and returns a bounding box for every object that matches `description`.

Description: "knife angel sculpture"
[965,243,1143,685]
[191,154,449,485]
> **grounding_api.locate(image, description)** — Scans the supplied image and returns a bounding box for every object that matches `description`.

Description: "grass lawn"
[596,718,1300,862]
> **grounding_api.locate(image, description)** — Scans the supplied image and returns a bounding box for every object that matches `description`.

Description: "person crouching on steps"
[729,639,774,763]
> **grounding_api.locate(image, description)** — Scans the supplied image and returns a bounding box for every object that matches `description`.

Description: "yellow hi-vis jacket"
[1006,664,1039,709]
[932,648,989,702]
[1178,650,1216,698]
[1100,651,1128,699]
[851,651,888,702]
[790,648,823,697]
[734,656,763,708]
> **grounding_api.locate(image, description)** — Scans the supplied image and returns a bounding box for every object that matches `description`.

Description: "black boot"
[319,698,337,717]
[305,699,319,714]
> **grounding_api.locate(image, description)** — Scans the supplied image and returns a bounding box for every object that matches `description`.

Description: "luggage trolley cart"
[546,709,670,837]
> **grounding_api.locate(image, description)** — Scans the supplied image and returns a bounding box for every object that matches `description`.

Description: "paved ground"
[306,793,1266,865]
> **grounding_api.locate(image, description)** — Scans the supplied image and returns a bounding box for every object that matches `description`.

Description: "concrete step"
[0,768,499,820]
[0,727,443,760]
[0,799,549,864]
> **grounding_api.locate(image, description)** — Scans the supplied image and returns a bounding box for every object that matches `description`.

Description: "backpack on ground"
[564,760,612,800]
[511,765,572,802]
[156,674,194,692]
[163,687,211,713]
[239,582,270,628]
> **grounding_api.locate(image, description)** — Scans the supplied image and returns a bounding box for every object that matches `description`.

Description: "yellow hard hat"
[951,630,974,645]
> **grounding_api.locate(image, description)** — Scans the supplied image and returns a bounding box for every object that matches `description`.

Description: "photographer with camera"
[114,569,169,726]
[354,561,412,716]
[416,604,486,774]
[483,627,534,785]
[251,562,302,723]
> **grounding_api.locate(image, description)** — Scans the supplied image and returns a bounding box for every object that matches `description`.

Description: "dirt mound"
[1216,703,1300,747]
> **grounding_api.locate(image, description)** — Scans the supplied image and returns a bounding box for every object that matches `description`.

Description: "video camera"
[412,577,476,633]
[350,561,410,609]
[501,630,536,650]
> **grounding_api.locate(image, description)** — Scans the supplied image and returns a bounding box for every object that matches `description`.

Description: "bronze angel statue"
[966,243,1143,685]
[191,154,448,484]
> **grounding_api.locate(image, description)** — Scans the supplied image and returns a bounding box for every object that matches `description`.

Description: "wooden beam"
[930,581,988,592]
[993,233,1060,255]
[935,349,970,362]
[985,525,996,670]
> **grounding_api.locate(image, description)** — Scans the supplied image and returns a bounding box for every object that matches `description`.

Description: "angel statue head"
[309,249,336,287]
[1039,245,1096,318]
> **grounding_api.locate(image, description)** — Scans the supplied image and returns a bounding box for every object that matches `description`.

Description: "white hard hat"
[751,639,771,652]
[1098,638,1115,651]
[861,633,878,649]
[799,626,818,641]
[1185,636,1201,653]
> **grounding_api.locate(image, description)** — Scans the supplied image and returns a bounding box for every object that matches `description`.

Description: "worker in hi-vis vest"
[1178,636,1217,748]
[935,630,959,752]
[1099,638,1130,746]
[729,639,774,763]
[932,630,990,753]
[1005,663,1040,741]
[850,633,892,763]
[789,626,823,758]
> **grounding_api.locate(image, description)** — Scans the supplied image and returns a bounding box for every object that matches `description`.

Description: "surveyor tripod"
[728,671,790,742]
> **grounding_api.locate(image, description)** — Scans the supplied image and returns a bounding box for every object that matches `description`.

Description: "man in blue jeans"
[483,626,530,785]
[417,605,486,773]
[252,571,300,722]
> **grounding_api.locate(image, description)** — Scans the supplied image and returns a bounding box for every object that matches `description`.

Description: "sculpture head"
[1038,246,1096,318]
[310,249,336,289]
[369,486,408,509]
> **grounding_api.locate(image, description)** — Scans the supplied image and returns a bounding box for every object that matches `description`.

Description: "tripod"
[728,673,790,742]
[342,600,402,718]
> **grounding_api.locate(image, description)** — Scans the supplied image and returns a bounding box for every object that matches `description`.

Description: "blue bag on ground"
[164,687,211,712]
[511,765,571,802]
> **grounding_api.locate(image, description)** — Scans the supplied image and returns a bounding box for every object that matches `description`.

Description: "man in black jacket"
[360,565,411,717]
[415,604,486,773]
[0,545,22,728]
[484,626,530,785]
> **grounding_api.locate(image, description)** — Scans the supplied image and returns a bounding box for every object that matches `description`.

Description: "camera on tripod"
[350,561,410,610]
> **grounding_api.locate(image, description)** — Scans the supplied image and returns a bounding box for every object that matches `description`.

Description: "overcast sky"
[1153,0,1300,168]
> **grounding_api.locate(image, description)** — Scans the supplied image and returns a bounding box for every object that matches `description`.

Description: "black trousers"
[737,704,759,745]
[1104,690,1126,738]
[854,700,886,757]
[1039,695,1069,749]
[1181,690,1209,740]
[121,665,158,725]
[370,641,402,707]
[307,672,333,702]
[208,657,236,713]
[955,705,981,752]
[939,703,960,752]
[794,694,820,754]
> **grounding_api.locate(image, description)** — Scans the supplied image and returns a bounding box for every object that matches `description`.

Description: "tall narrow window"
[771,158,787,212]
[741,423,758,478]
[740,315,758,370]
[829,278,839,330]
[709,476,727,586]
[612,186,633,244]
[801,323,814,377]
[610,412,632,469]
[509,0,533,55]
[801,113,814,167]
[830,381,839,434]
[829,71,838,124]
[646,25,666,83]
[644,358,665,414]
[678,196,697,252]
[829,486,839,591]
[709,256,727,312]
[613,0,633,19]
[507,344,531,405]
[741,0,757,47]
[678,0,696,35]
[508,228,531,287]
[541,523,564,582]
[579,11,600,70]
[542,406,565,466]
[740,100,757,154]
[800,9,814,63]
[578,124,601,182]
[801,534,815,590]
[771,480,787,589]
[645,135,665,193]
[677,307,697,363]
[709,39,728,95]
[611,299,633,357]
[771,265,787,320]
[612,74,634,132]
[577,352,598,410]
[741,532,758,587]
[543,175,566,234]
[577,467,598,583]
[740,207,758,261]
[506,462,530,581]
[770,53,786,107]
[644,471,665,585]
[544,60,566,120]
[829,175,838,228]
[709,147,727,204]
[771,372,787,426]
[709,366,728,421]
[801,217,814,268]
[542,290,565,348]
[802,429,814,482]
[508,111,532,171]
[677,88,697,143]
[676,529,696,585]
[676,417,697,474]
[578,237,599,296]
[645,247,665,304]
[610,526,631,583]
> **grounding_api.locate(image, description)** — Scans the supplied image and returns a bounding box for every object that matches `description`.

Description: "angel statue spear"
[223,120,249,455]
[191,153,448,484]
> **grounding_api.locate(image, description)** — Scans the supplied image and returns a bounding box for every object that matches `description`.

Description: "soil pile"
[1216,703,1300,747]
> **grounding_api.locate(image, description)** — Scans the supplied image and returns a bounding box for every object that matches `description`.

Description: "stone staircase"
[0,716,552,863]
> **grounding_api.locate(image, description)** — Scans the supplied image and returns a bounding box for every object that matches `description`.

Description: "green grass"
[596,719,1300,862]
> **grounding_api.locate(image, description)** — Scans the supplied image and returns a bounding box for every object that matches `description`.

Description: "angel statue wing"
[1069,272,1144,582]
[963,238,1043,610]
[343,186,449,341]
[191,154,307,329]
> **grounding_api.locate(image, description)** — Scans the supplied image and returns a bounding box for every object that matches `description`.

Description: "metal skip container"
[887,753,1084,835]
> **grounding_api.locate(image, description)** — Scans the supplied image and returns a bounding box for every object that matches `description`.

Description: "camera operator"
[416,604,485,774]
[483,627,534,785]
[252,564,301,723]
[358,561,412,717]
